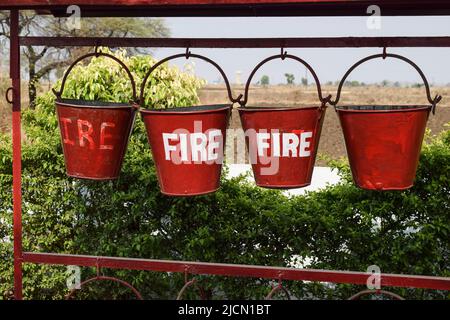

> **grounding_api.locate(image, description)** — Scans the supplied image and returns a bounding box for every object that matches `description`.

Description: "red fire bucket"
[332,52,442,190]
[238,53,331,188]
[54,52,138,180]
[139,52,234,196]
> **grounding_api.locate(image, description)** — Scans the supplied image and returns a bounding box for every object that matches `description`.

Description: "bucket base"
[160,187,220,197]
[356,184,414,191]
[255,182,311,190]
[66,173,120,181]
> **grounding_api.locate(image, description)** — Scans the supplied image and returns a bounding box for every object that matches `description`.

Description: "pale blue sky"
[153,16,450,86]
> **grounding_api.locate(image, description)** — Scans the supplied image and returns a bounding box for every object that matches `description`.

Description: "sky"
[151,16,450,86]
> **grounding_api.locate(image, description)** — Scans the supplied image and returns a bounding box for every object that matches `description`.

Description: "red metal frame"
[10,9,23,301]
[7,5,450,300]
[4,0,450,17]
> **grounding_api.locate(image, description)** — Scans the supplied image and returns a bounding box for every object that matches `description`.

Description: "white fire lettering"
[256,131,313,158]
[162,130,222,162]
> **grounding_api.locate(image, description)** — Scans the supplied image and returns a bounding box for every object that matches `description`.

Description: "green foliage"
[56,48,205,108]
[284,73,295,85]
[0,49,449,300]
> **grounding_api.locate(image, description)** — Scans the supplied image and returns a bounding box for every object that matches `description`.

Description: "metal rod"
[19,36,450,48]
[10,9,23,300]
[65,276,144,300]
[22,252,450,291]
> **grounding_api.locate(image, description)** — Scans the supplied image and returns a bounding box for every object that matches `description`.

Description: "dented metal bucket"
[239,106,326,188]
[56,99,136,180]
[141,104,231,196]
[336,105,431,190]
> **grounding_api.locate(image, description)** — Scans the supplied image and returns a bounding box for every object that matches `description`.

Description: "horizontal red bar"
[19,36,450,48]
[22,252,450,291]
[4,0,450,17]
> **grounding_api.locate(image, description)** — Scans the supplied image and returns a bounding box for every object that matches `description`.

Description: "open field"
[199,85,450,164]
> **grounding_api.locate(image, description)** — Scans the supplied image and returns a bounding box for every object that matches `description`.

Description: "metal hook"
[432,94,442,115]
[185,47,191,59]
[5,87,14,104]
[382,47,387,60]
[281,47,288,60]
[94,42,101,57]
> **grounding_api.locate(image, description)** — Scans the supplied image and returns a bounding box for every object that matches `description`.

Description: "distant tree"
[0,11,169,107]
[381,80,391,87]
[344,80,361,87]
[284,73,295,85]
[260,75,269,86]
[301,77,308,86]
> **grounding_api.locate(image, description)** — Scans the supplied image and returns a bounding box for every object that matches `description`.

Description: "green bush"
[0,49,448,300]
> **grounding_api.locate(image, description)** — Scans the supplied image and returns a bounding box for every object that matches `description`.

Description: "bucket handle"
[330,52,442,115]
[238,51,332,107]
[139,50,242,108]
[52,50,137,104]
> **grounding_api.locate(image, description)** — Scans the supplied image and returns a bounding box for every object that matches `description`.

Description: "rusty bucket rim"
[335,105,432,113]
[140,104,231,115]
[238,105,323,112]
[56,98,134,110]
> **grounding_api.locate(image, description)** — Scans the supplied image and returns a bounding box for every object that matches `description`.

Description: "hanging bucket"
[331,52,442,190]
[139,52,235,196]
[53,51,138,180]
[238,53,331,188]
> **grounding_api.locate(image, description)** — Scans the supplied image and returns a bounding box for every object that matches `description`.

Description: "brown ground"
[199,85,450,165]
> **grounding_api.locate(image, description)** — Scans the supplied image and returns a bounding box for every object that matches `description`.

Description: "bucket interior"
[142,104,231,113]
[56,98,132,108]
[335,105,431,112]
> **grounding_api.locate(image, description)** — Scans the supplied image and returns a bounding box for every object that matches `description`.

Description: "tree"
[301,77,308,86]
[259,75,269,86]
[284,73,295,85]
[0,11,169,108]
